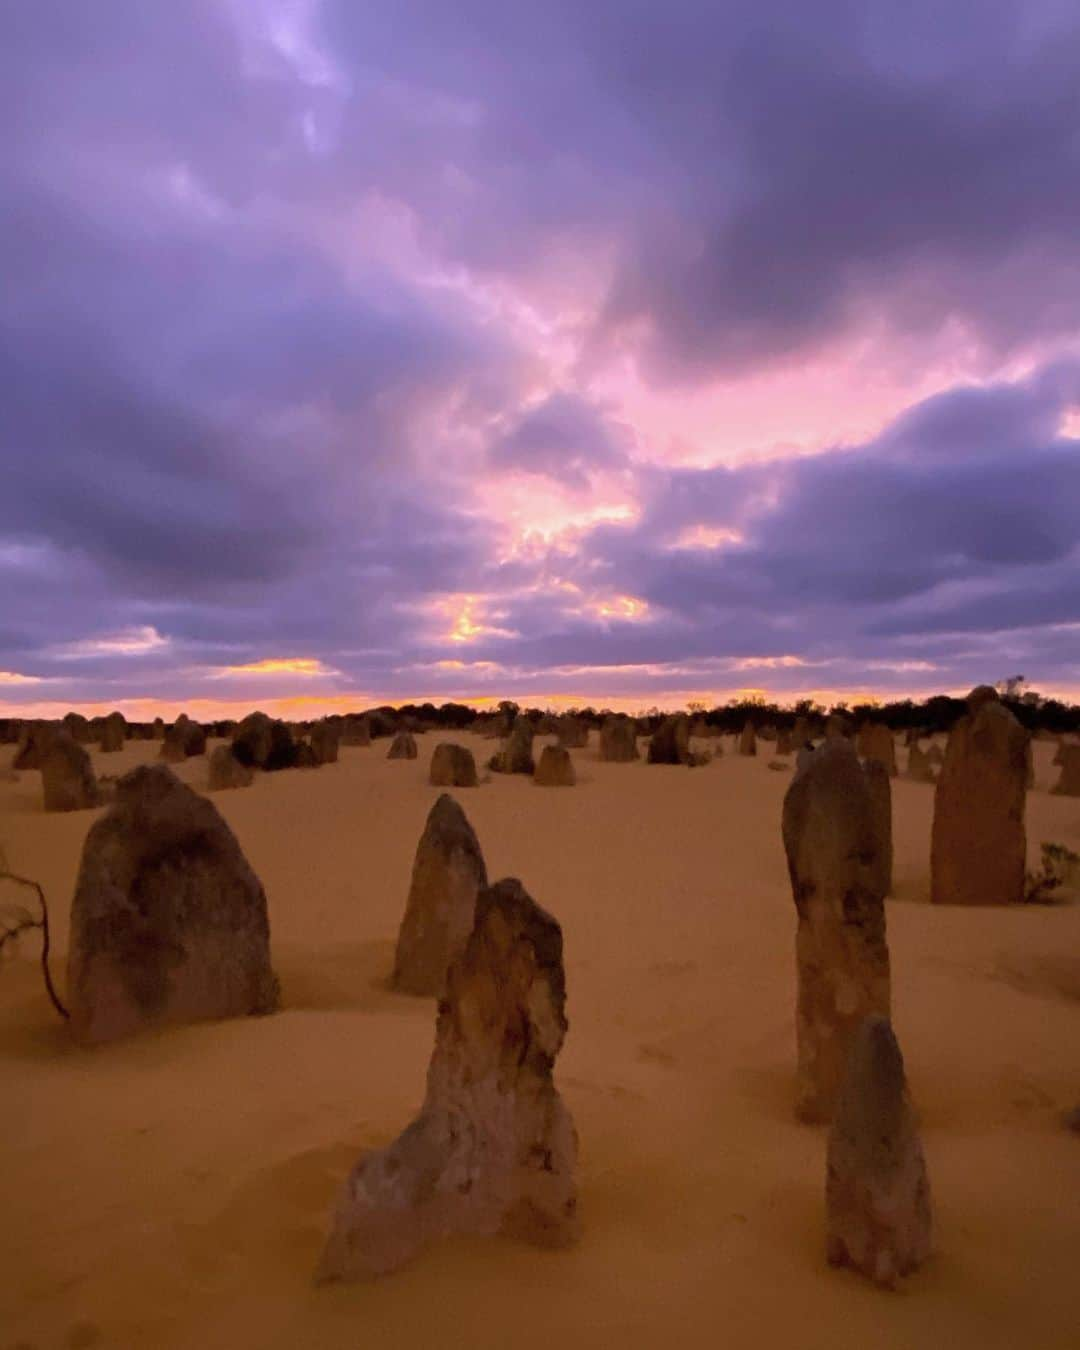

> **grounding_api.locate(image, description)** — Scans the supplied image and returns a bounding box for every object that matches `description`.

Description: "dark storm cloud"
[458,368,1080,687]
[323,0,1080,378]
[3,1,1080,705]
[486,393,635,489]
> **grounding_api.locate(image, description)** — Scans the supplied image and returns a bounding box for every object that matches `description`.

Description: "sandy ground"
[1,732,1078,1350]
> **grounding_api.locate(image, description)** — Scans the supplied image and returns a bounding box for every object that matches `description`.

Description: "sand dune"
[2,734,1078,1348]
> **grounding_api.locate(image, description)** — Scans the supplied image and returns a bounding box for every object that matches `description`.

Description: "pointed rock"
[62,712,91,743]
[931,687,1027,906]
[647,714,690,765]
[99,710,127,752]
[340,715,372,746]
[41,732,98,812]
[857,723,897,777]
[826,1016,931,1288]
[67,764,278,1044]
[906,743,936,783]
[387,730,418,760]
[392,795,488,996]
[491,717,535,774]
[782,739,891,1123]
[556,716,588,749]
[160,713,206,762]
[207,744,254,791]
[319,878,579,1281]
[429,742,478,787]
[738,722,757,757]
[534,745,575,786]
[310,720,340,765]
[13,721,55,770]
[599,716,638,762]
[1051,745,1080,797]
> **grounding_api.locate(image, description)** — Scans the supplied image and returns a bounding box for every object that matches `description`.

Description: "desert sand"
[2,732,1078,1349]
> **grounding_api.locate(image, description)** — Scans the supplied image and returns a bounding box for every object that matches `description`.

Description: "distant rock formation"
[534,745,576,786]
[490,717,535,774]
[599,716,638,762]
[931,687,1027,906]
[825,713,854,741]
[792,716,812,750]
[232,711,297,771]
[782,740,891,1123]
[99,710,127,753]
[556,716,588,749]
[826,1016,931,1288]
[310,720,340,765]
[319,878,578,1281]
[906,743,936,783]
[41,732,98,812]
[207,744,255,791]
[13,721,54,770]
[387,730,418,760]
[857,723,897,777]
[62,711,91,742]
[67,764,279,1044]
[1051,745,1080,797]
[647,714,690,765]
[340,715,372,747]
[160,713,206,762]
[392,794,488,996]
[429,743,478,788]
[738,722,757,757]
[776,729,793,756]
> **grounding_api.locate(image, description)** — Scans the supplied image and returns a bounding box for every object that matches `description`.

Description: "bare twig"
[0,864,69,1020]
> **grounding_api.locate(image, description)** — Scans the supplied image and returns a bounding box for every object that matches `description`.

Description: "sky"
[3,0,1080,718]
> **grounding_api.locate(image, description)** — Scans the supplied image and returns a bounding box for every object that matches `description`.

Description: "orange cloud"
[211,658,338,678]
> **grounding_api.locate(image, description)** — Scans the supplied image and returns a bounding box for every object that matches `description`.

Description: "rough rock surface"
[340,715,372,746]
[782,740,891,1123]
[906,743,936,783]
[310,720,340,765]
[556,717,589,749]
[319,878,579,1281]
[738,722,757,757]
[66,764,279,1044]
[207,744,255,791]
[41,732,98,812]
[392,795,488,996]
[429,743,478,788]
[863,760,893,898]
[62,712,91,742]
[857,723,897,777]
[100,710,127,752]
[1051,745,1080,797]
[826,1016,931,1288]
[825,713,854,741]
[387,730,418,760]
[491,717,535,774]
[232,711,297,771]
[534,745,576,787]
[13,722,54,770]
[931,687,1027,907]
[647,714,690,765]
[599,716,638,762]
[161,713,206,762]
